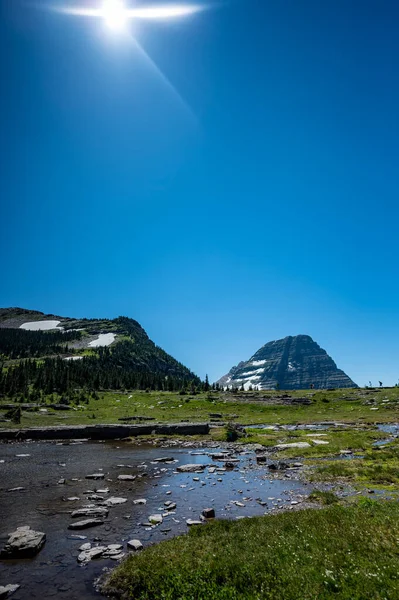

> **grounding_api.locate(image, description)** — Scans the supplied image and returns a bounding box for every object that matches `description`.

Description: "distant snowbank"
[88,333,116,347]
[20,320,63,331]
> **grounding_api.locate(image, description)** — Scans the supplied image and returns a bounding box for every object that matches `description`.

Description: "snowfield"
[88,333,116,347]
[20,320,63,331]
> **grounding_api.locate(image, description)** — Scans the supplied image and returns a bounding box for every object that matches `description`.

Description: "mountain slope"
[0,308,200,394]
[217,335,357,390]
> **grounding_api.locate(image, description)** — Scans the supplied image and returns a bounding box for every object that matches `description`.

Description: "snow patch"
[250,360,267,366]
[287,362,296,371]
[20,320,63,331]
[241,368,265,376]
[64,356,84,361]
[88,333,116,348]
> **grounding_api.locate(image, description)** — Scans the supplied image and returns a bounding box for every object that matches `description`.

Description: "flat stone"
[275,442,311,450]
[117,475,136,481]
[0,584,20,599]
[85,474,105,480]
[66,497,80,501]
[133,498,147,505]
[176,464,206,473]
[77,546,107,563]
[148,514,163,525]
[68,519,104,530]
[71,507,109,518]
[186,519,202,526]
[154,457,174,463]
[127,539,143,551]
[310,439,329,445]
[1,527,46,559]
[102,497,128,506]
[110,553,125,560]
[79,543,91,551]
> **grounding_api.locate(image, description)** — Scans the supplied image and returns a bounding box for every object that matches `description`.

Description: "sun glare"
[53,2,206,29]
[102,0,127,31]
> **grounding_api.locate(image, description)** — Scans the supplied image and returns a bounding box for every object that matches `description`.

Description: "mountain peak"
[218,334,357,390]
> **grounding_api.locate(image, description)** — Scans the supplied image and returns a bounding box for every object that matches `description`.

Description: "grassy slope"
[105,500,399,600]
[1,387,399,428]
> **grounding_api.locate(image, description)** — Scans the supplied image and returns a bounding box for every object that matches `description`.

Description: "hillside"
[218,335,357,390]
[0,308,201,396]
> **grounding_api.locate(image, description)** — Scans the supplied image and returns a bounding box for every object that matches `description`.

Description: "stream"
[0,440,312,599]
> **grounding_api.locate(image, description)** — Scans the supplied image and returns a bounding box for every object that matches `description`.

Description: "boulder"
[132,498,147,505]
[0,527,46,559]
[202,508,215,519]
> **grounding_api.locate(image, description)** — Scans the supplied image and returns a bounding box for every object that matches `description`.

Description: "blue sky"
[1,0,398,386]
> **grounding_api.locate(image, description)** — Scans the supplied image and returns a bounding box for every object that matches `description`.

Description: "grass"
[1,386,399,429]
[308,490,340,505]
[105,500,399,599]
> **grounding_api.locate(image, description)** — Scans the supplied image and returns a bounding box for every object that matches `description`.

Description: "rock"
[68,519,104,530]
[0,584,20,599]
[7,487,25,492]
[85,474,105,480]
[110,553,125,560]
[103,544,124,557]
[102,497,128,506]
[202,508,215,519]
[0,527,46,558]
[58,479,66,485]
[67,497,80,501]
[148,514,163,525]
[164,502,176,510]
[117,474,136,481]
[176,464,206,473]
[256,456,267,463]
[133,498,147,505]
[186,519,202,526]
[224,462,236,469]
[77,546,107,563]
[127,539,143,551]
[310,439,329,445]
[79,542,92,551]
[153,457,174,463]
[275,442,311,450]
[209,413,223,418]
[71,507,109,518]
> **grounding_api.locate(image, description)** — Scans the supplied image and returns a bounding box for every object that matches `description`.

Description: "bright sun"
[102,0,128,31]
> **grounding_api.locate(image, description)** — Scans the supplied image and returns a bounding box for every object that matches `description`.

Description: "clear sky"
[1,0,398,386]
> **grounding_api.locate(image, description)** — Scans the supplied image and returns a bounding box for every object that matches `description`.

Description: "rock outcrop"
[217,335,357,390]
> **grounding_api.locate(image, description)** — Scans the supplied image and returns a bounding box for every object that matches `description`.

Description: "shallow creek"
[0,440,312,600]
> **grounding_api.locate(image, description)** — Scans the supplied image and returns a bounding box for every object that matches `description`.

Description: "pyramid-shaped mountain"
[217,335,357,390]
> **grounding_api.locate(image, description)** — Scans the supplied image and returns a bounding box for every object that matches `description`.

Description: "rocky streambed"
[0,439,321,600]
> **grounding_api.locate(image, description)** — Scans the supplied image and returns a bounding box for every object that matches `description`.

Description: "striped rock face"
[217,335,357,391]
